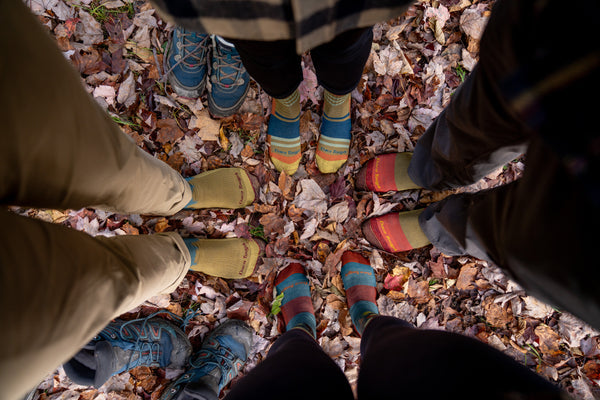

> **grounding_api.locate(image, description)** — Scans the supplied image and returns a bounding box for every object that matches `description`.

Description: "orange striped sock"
[362,210,430,253]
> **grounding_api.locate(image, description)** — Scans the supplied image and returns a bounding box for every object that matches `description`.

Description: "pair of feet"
[356,153,431,253]
[64,315,253,400]
[275,251,379,338]
[268,88,352,176]
[64,251,377,398]
[184,168,261,279]
[165,29,250,118]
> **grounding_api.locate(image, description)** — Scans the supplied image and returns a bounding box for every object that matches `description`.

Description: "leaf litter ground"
[19,0,600,398]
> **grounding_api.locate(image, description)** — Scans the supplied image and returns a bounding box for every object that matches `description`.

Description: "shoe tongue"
[93,341,118,387]
[215,335,246,360]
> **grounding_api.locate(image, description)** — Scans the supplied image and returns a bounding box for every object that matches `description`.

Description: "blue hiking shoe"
[159,319,253,399]
[208,36,250,118]
[63,318,192,388]
[165,28,210,98]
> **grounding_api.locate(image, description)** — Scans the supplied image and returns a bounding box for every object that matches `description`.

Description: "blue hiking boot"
[159,319,253,400]
[165,28,210,98]
[63,318,192,388]
[208,36,250,118]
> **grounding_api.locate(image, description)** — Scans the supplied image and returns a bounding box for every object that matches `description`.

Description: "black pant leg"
[310,27,373,95]
[408,0,535,190]
[226,38,302,98]
[225,329,353,400]
[358,316,563,400]
[419,134,600,328]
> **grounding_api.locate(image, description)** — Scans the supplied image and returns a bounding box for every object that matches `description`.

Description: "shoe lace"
[161,31,209,83]
[213,45,244,87]
[118,309,198,369]
[180,32,209,66]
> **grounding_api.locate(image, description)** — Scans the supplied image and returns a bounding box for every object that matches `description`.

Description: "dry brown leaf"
[156,119,184,144]
[535,324,564,361]
[190,109,221,141]
[456,263,478,290]
[406,277,431,304]
[153,217,169,233]
[483,297,512,329]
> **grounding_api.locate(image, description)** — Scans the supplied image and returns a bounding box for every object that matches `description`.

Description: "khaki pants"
[0,2,192,398]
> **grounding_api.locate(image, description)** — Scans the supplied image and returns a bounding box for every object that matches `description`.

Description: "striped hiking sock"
[316,90,351,174]
[274,263,316,338]
[341,251,379,335]
[362,209,431,253]
[267,89,301,175]
[356,153,421,192]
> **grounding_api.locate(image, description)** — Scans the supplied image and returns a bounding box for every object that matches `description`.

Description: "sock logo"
[377,219,399,252]
[234,171,245,206]
[239,241,250,276]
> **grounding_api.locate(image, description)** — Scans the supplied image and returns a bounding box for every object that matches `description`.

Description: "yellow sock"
[186,168,254,209]
[185,238,259,279]
[316,90,351,174]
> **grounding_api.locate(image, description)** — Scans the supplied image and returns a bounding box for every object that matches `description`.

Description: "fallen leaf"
[384,266,411,291]
[93,85,116,106]
[327,201,349,223]
[75,10,103,45]
[259,213,286,236]
[156,119,183,144]
[278,171,294,200]
[293,179,328,216]
[406,277,431,304]
[117,72,137,108]
[483,297,512,329]
[191,109,220,141]
[460,4,489,40]
[456,263,478,290]
[535,324,564,362]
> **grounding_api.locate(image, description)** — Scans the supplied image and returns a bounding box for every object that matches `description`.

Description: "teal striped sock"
[341,251,379,335]
[274,263,316,338]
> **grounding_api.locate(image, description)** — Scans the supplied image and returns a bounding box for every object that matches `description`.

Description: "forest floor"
[20,0,600,398]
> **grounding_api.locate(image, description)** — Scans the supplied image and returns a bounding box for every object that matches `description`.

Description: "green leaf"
[270,292,285,316]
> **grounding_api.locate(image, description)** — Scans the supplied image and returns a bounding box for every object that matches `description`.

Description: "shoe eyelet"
[170,388,177,394]
[183,374,190,379]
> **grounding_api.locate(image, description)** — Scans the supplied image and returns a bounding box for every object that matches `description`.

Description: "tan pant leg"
[0,0,191,215]
[0,209,190,400]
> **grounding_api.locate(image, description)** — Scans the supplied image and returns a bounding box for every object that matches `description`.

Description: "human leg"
[227,38,303,174]
[419,132,600,328]
[224,38,302,99]
[0,210,190,399]
[311,28,373,174]
[357,316,563,400]
[222,263,352,399]
[407,0,531,190]
[0,0,191,215]
[225,329,353,400]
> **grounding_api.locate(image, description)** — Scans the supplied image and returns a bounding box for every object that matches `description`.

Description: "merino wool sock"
[185,238,259,279]
[356,153,421,192]
[267,89,301,175]
[274,263,316,338]
[341,252,379,335]
[316,90,352,174]
[362,209,431,253]
[185,168,255,209]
